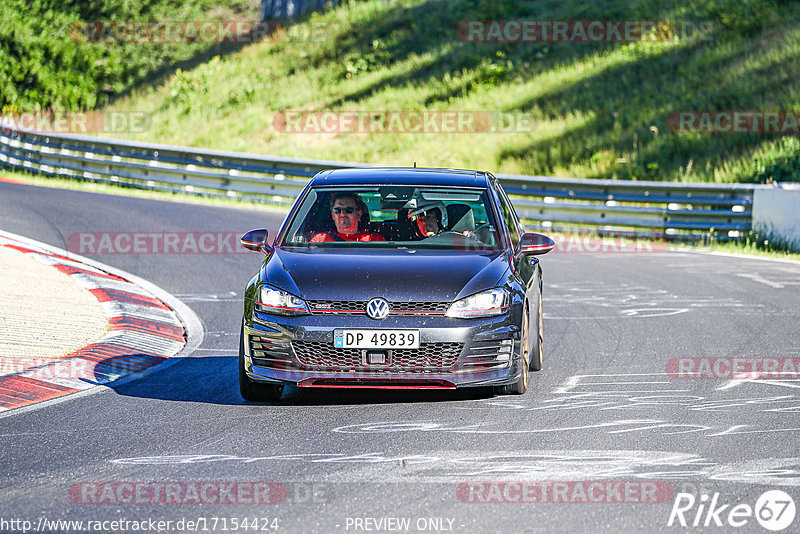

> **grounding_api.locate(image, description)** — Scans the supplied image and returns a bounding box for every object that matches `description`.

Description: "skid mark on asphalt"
[409,372,800,438]
[544,282,758,319]
[547,373,798,412]
[329,418,800,438]
[109,450,800,487]
[736,273,788,288]
[105,372,800,486]
[590,373,792,411]
[665,261,800,290]
[718,376,800,411]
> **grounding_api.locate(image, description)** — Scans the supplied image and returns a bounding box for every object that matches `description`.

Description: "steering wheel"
[443,230,479,240]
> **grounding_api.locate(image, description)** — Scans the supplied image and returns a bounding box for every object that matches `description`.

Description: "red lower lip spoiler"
[298,378,456,389]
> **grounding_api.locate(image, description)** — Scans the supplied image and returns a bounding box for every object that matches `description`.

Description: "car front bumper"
[242,306,524,389]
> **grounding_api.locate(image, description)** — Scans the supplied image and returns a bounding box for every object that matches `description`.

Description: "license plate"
[334,329,420,349]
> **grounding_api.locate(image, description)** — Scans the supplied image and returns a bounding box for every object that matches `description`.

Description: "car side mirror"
[518,232,555,255]
[241,229,271,254]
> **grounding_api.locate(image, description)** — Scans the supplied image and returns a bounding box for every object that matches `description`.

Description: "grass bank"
[93,0,800,184]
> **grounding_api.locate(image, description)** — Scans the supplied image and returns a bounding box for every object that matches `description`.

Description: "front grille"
[292,341,462,371]
[249,335,295,370]
[392,344,462,369]
[307,300,450,316]
[391,301,450,314]
[307,300,364,313]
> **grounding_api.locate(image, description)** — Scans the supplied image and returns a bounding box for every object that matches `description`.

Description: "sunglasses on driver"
[332,207,357,214]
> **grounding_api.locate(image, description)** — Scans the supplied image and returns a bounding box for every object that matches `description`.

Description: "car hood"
[261,247,510,302]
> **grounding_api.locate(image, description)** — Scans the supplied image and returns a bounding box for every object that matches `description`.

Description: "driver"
[311,192,386,242]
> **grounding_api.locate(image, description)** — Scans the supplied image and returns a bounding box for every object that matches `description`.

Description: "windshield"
[281,186,502,251]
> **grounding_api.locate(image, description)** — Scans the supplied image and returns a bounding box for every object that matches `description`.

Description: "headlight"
[446,288,509,318]
[256,286,309,316]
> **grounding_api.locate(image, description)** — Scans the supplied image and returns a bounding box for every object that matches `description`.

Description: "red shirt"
[310,231,386,243]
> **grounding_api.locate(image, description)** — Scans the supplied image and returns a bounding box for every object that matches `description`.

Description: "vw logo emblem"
[366,298,390,320]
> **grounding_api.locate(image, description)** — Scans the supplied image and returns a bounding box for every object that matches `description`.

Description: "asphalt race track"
[2,181,800,533]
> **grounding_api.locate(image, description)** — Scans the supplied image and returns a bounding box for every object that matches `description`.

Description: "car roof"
[309,167,493,188]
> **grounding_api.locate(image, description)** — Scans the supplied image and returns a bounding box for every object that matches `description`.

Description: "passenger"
[408,201,477,241]
[407,201,447,238]
[310,193,386,242]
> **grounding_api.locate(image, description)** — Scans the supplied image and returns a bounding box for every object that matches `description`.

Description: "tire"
[239,327,283,402]
[530,290,543,372]
[497,305,529,395]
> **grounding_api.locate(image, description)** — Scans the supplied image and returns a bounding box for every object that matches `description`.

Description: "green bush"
[0,0,256,111]
[687,0,786,35]
[755,138,800,182]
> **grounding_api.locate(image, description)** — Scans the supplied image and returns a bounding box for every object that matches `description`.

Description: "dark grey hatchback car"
[239,168,554,401]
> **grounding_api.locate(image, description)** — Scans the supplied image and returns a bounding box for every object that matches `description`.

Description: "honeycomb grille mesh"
[307,300,365,313]
[292,341,462,371]
[391,301,450,313]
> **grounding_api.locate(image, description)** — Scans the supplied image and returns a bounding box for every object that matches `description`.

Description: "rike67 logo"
[668,490,796,531]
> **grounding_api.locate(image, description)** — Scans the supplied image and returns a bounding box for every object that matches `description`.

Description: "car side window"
[494,183,522,250]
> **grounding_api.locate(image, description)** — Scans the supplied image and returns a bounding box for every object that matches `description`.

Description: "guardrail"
[0,124,757,240]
